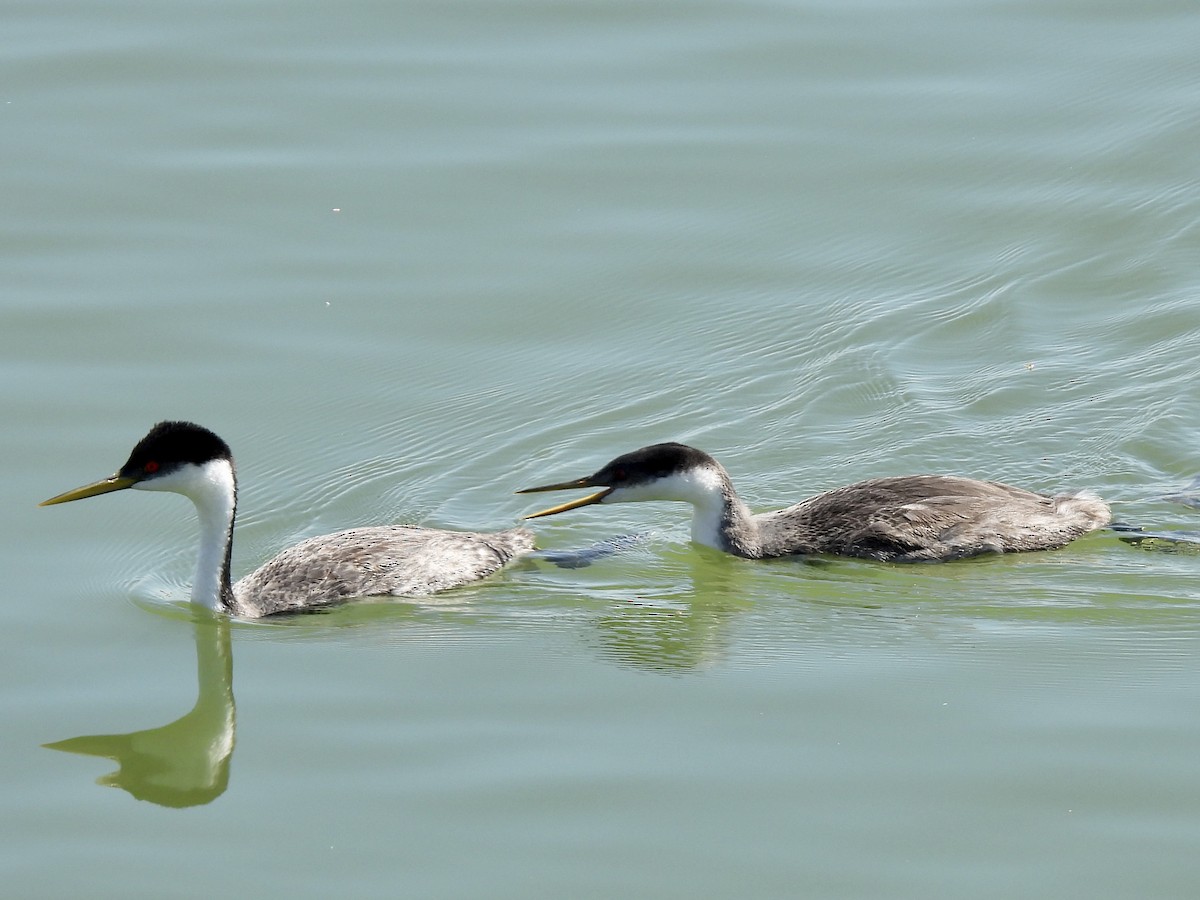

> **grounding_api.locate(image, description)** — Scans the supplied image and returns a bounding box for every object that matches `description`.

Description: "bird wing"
[233,525,535,616]
[764,475,1078,561]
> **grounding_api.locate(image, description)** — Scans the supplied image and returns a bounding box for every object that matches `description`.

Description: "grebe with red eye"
[518,442,1112,561]
[40,421,535,617]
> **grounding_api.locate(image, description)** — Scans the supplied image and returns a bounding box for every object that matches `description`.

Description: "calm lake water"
[5,1,1200,897]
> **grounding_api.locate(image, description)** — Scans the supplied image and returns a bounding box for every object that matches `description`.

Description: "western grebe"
[41,421,535,617]
[518,442,1112,561]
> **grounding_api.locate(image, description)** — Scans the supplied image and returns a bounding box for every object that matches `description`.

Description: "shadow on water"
[43,609,235,809]
[584,561,753,674]
[40,522,1200,807]
[39,536,649,808]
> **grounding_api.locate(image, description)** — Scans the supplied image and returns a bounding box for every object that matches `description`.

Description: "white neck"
[610,466,757,555]
[190,464,236,612]
[681,469,736,552]
[134,459,237,612]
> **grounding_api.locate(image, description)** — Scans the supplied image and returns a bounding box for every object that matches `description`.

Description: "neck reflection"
[45,611,235,808]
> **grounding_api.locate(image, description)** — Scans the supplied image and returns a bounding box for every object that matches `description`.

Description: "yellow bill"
[516,477,612,520]
[40,475,136,507]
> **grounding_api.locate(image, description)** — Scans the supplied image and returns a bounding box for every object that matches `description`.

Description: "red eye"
[144,460,160,474]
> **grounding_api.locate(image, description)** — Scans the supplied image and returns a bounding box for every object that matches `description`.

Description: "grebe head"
[518,442,724,519]
[40,421,234,506]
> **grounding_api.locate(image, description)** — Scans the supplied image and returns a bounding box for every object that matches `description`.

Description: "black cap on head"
[517,442,719,519]
[592,442,715,486]
[119,421,233,478]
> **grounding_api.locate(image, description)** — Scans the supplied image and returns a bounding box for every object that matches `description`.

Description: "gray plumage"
[41,421,535,617]
[233,524,534,617]
[720,473,1110,561]
[520,443,1112,562]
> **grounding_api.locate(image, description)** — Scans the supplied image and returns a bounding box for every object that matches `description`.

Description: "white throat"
[134,458,236,612]
[610,466,732,552]
[680,468,735,552]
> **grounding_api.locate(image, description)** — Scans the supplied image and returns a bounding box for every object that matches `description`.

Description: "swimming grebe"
[519,442,1110,561]
[41,421,535,616]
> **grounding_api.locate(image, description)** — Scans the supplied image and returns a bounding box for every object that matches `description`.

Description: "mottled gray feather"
[743,475,1111,561]
[232,525,535,617]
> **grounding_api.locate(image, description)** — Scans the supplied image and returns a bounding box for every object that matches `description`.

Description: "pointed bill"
[516,476,612,520]
[40,475,136,506]
[522,489,612,519]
